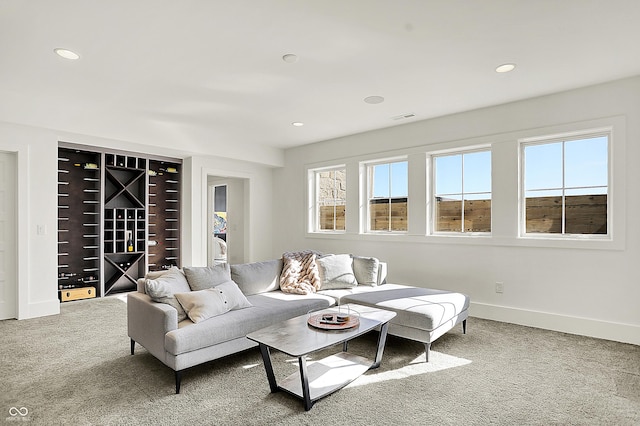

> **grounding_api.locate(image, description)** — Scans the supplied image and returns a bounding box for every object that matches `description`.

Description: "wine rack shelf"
[147,160,181,271]
[57,148,101,301]
[57,144,182,301]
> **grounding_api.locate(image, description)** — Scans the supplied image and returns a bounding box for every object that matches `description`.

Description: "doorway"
[207,176,248,266]
[211,184,227,265]
[0,151,17,319]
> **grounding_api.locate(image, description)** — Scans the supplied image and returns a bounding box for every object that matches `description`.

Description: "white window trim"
[361,156,409,234]
[429,146,492,236]
[518,127,612,241]
[303,115,625,251]
[307,164,346,234]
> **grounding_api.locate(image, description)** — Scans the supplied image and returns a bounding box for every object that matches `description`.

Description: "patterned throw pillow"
[279,250,322,294]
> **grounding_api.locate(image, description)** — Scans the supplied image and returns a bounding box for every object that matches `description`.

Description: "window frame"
[430,147,493,236]
[363,157,409,234]
[308,165,347,233]
[519,128,612,240]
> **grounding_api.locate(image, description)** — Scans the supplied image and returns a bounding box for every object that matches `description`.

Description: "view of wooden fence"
[319,194,607,234]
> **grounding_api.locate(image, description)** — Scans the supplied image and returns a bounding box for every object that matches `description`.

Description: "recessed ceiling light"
[292,122,304,127]
[495,63,516,73]
[54,48,80,60]
[282,54,298,63]
[364,95,385,104]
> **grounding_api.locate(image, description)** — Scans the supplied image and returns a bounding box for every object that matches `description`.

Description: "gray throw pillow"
[316,254,358,290]
[144,267,191,322]
[230,259,282,295]
[183,264,231,291]
[352,256,380,286]
[174,288,230,323]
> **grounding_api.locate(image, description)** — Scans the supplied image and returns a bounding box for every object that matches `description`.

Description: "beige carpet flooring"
[1,296,639,425]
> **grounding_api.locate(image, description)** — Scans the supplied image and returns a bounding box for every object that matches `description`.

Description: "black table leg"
[258,343,278,393]
[298,356,313,411]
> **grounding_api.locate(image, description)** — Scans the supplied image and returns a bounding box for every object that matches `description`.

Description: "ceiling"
[2,0,640,165]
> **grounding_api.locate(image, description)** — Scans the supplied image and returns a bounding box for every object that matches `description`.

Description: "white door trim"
[0,151,17,319]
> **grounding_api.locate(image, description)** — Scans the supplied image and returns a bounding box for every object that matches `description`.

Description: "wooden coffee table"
[246,304,396,410]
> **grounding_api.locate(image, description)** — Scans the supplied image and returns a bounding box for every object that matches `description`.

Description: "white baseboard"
[470,302,640,346]
[19,299,60,320]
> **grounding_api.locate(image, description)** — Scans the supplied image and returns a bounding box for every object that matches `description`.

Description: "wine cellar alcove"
[57,143,182,302]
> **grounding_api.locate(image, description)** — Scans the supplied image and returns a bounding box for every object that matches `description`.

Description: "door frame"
[201,167,251,265]
[0,146,29,319]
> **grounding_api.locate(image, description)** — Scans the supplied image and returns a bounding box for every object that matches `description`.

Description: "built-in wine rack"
[57,148,101,301]
[103,153,147,295]
[57,144,182,301]
[148,160,181,271]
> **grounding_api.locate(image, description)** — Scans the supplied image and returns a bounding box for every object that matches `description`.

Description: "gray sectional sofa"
[128,255,469,393]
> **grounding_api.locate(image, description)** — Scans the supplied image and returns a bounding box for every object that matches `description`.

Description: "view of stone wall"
[319,195,607,234]
[317,169,346,206]
[317,169,346,230]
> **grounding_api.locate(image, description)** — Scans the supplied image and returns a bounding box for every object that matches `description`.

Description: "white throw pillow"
[174,280,253,324]
[216,280,253,310]
[316,254,358,290]
[174,288,230,323]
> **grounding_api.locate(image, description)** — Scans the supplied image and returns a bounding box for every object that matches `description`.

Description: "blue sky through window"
[525,136,608,196]
[435,151,491,198]
[372,161,408,198]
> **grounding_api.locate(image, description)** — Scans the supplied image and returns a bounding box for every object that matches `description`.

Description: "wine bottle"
[127,231,134,252]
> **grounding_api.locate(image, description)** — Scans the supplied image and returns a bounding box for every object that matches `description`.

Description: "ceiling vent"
[391,113,416,121]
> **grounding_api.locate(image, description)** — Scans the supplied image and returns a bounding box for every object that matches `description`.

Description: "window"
[313,167,346,231]
[522,133,608,236]
[433,150,491,233]
[367,160,408,232]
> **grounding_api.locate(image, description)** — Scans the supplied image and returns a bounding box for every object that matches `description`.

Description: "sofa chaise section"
[321,284,469,361]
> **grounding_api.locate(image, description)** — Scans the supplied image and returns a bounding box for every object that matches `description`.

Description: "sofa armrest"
[377,261,387,285]
[127,292,178,362]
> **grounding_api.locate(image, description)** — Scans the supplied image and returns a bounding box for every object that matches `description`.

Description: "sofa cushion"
[144,267,191,322]
[340,284,470,331]
[165,291,335,355]
[352,256,380,286]
[231,259,282,295]
[316,254,358,290]
[183,264,231,291]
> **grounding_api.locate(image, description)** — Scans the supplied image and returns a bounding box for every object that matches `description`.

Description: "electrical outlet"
[495,282,504,293]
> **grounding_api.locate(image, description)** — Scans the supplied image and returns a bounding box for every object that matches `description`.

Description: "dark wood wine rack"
[57,148,101,299]
[57,144,182,301]
[103,154,147,295]
[147,160,181,271]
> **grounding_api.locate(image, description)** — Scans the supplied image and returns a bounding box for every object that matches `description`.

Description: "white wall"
[273,76,640,345]
[0,122,276,319]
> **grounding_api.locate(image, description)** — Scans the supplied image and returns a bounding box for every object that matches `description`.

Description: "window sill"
[305,231,623,250]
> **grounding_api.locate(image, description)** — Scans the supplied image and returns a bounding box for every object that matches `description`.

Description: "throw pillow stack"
[144,264,252,324]
[279,252,380,294]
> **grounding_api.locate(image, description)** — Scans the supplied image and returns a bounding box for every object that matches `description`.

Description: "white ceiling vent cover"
[391,113,416,121]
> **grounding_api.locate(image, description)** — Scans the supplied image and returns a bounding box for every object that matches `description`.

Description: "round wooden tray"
[307,312,360,331]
